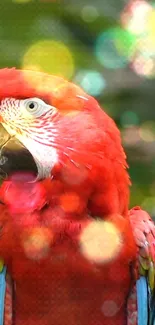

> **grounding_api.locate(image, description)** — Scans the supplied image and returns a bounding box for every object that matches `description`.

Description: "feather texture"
[0,68,130,217]
[129,207,155,325]
[0,68,153,325]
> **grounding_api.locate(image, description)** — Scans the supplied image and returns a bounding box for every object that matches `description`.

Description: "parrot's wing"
[129,206,155,325]
[0,265,13,325]
[0,266,6,325]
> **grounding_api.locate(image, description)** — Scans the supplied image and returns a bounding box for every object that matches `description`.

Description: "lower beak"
[0,124,38,180]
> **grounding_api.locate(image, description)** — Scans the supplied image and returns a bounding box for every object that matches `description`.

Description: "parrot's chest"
[10,240,131,325]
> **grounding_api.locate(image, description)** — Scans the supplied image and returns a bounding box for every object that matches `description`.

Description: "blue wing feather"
[0,266,6,325]
[136,276,155,325]
[129,208,155,325]
[137,276,148,325]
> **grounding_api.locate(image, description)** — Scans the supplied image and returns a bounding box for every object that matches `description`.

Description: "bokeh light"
[22,228,53,260]
[79,220,122,264]
[101,300,119,317]
[120,111,139,127]
[95,27,137,69]
[139,121,155,142]
[122,126,141,146]
[74,70,106,96]
[81,5,99,22]
[59,192,82,213]
[130,32,155,77]
[147,8,155,36]
[131,55,155,78]
[121,0,152,35]
[22,40,74,78]
[121,0,155,78]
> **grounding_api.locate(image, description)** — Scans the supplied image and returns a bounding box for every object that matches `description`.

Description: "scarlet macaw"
[0,68,153,325]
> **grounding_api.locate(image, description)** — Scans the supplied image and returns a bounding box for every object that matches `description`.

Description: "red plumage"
[0,68,130,217]
[0,68,145,325]
[0,174,136,325]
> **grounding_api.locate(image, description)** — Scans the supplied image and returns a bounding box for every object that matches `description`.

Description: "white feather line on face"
[1,122,58,180]
[18,135,58,179]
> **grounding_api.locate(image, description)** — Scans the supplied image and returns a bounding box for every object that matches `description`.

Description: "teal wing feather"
[0,266,6,325]
[129,207,155,325]
[136,277,148,325]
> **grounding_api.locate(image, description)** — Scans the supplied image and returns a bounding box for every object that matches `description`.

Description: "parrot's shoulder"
[129,206,155,288]
[129,206,155,325]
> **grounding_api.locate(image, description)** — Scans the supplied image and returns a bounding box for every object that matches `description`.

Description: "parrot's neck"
[9,240,130,325]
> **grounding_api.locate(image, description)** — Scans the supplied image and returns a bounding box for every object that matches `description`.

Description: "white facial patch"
[0,97,59,179]
[18,135,58,179]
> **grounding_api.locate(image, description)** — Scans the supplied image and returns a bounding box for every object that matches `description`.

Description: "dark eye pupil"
[29,102,35,109]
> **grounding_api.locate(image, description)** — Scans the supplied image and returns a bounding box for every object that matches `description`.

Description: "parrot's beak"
[0,124,38,180]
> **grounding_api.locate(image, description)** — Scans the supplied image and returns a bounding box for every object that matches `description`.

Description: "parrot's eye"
[25,99,40,113]
[28,102,36,109]
[26,101,39,113]
[23,98,52,118]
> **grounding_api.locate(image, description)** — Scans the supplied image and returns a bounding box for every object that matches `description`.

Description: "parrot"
[0,68,153,325]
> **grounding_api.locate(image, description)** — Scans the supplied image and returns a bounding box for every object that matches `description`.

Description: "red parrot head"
[0,68,92,179]
[0,68,130,216]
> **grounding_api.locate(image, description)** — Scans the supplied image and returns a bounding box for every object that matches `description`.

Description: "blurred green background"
[1,0,155,214]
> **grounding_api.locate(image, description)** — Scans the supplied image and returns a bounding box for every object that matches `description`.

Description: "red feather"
[0,68,135,325]
[0,175,136,325]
